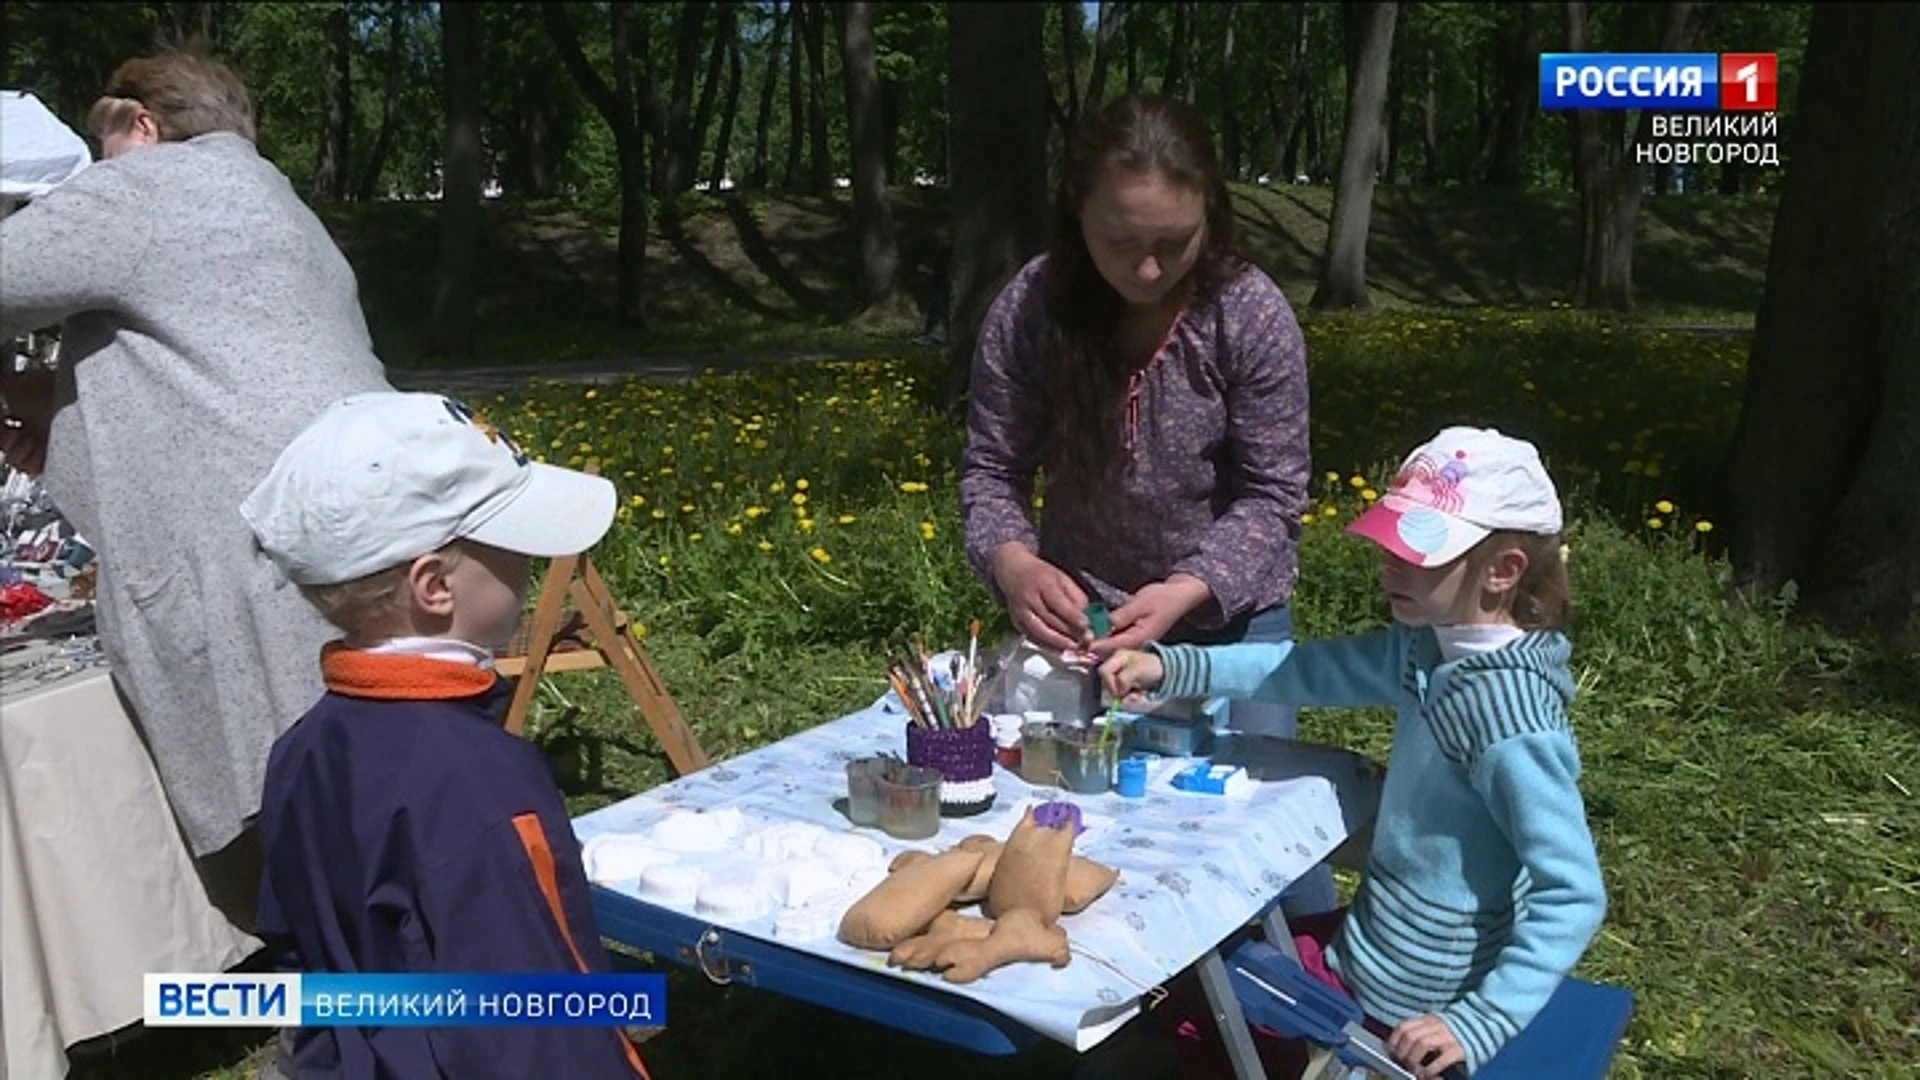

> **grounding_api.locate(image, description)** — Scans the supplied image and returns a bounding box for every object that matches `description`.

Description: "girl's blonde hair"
[88,49,255,144]
[1464,530,1572,630]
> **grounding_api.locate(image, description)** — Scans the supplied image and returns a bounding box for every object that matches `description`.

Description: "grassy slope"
[322,182,1777,371]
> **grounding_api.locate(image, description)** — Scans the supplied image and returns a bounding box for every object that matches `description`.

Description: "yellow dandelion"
[725,522,744,535]
[757,540,773,552]
[650,508,667,520]
[810,547,832,564]
[1321,505,1338,518]
[628,494,644,507]
[688,532,703,542]
[791,492,808,506]
[745,506,767,519]
[680,503,695,514]
[1647,517,1665,530]
[1300,513,1314,526]
[798,518,816,532]
[919,520,936,540]
[837,514,856,525]
[1695,520,1714,534]
[1361,488,1379,502]
[796,478,810,491]
[899,481,930,494]
[657,553,671,567]
[1324,471,1341,483]
[769,479,786,493]
[661,444,674,456]
[1349,475,1366,488]
[629,621,645,640]
[1654,499,1675,515]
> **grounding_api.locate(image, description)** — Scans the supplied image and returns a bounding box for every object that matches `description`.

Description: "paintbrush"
[901,658,947,730]
[889,668,927,729]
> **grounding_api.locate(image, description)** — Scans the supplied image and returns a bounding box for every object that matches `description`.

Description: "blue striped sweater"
[1154,624,1606,1073]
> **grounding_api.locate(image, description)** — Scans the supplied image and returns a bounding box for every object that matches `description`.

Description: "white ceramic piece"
[636,863,704,908]
[649,808,745,853]
[580,833,677,885]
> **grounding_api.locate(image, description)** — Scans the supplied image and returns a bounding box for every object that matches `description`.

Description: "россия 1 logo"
[1538,52,1781,169]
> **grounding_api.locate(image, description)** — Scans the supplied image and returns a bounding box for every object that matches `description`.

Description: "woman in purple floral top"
[959,97,1330,916]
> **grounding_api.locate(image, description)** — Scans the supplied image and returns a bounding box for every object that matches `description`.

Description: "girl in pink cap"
[1102,427,1606,1079]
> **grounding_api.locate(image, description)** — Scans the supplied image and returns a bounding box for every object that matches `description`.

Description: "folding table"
[573,698,1385,1075]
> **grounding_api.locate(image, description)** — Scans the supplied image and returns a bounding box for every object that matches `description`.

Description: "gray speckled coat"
[959,254,1311,629]
[0,132,392,856]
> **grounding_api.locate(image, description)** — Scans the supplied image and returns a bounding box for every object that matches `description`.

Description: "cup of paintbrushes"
[905,717,996,818]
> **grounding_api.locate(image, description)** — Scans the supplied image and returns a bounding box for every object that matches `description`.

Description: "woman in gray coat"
[0,50,391,928]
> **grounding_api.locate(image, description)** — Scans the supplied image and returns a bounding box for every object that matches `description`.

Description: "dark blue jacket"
[256,646,650,1080]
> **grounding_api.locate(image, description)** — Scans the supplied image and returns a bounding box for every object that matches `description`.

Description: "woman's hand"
[0,417,47,476]
[990,543,1091,652]
[1098,649,1164,706]
[1088,573,1212,656]
[1387,1014,1467,1080]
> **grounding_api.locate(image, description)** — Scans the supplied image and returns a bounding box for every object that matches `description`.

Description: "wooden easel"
[498,550,709,778]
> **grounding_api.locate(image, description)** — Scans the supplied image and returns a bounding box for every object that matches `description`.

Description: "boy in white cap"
[1101,427,1605,1079]
[241,392,651,1080]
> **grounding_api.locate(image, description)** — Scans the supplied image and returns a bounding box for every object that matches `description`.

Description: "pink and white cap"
[1345,427,1563,568]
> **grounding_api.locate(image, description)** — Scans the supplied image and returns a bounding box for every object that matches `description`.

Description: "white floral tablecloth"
[573,694,1351,1051]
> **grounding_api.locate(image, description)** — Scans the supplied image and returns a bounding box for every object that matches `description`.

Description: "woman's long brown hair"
[1042,94,1244,481]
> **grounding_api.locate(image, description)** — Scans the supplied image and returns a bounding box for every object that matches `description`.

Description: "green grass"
[320,183,1777,372]
[77,312,1918,1079]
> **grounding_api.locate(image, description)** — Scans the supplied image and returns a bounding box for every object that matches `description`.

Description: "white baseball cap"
[242,392,617,586]
[1345,426,1562,568]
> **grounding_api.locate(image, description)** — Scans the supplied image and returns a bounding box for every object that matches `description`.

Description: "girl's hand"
[990,544,1091,652]
[1098,649,1164,706]
[1088,573,1212,656]
[1387,1014,1466,1080]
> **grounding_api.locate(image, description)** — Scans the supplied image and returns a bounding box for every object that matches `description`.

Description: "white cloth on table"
[572,694,1352,1052]
[2,662,259,1080]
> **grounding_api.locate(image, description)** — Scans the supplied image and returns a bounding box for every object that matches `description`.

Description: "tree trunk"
[1565,1,1696,311]
[748,0,789,189]
[838,1,899,311]
[880,79,901,185]
[1720,3,1920,648]
[428,2,483,355]
[1421,43,1439,185]
[545,2,651,326]
[1220,3,1239,178]
[709,5,744,191]
[1381,21,1400,186]
[1311,2,1398,311]
[354,1,406,202]
[1162,1,1190,101]
[1270,2,1311,182]
[802,0,834,194]
[1485,2,1540,188]
[690,3,731,188]
[310,2,353,203]
[786,0,805,188]
[662,0,710,193]
[946,1,1050,410]
[1057,0,1082,135]
[1082,0,1124,116]
[1124,8,1139,93]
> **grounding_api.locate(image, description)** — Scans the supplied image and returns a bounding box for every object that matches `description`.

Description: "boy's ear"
[1483,545,1530,596]
[405,551,457,617]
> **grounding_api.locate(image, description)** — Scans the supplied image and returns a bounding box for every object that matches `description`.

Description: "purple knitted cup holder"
[904,720,997,818]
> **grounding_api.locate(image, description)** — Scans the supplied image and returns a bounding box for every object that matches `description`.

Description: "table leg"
[1197,945,1268,1080]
